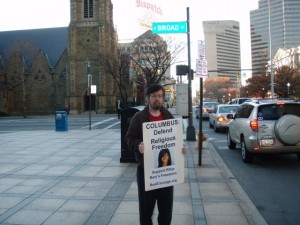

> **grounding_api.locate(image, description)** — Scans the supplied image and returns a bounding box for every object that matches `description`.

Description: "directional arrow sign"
[152,21,187,34]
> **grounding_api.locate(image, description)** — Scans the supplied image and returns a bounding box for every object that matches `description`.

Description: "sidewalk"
[0,118,267,225]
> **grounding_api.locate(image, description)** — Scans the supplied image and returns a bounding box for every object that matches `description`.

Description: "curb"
[209,140,268,225]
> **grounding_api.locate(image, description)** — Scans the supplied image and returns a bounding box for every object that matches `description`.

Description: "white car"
[209,104,240,132]
[196,102,219,120]
[231,97,250,105]
[227,99,300,163]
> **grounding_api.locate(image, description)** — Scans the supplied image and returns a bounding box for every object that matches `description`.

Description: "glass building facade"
[203,20,241,83]
[250,0,300,75]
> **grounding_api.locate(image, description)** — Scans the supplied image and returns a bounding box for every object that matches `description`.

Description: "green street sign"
[152,21,187,34]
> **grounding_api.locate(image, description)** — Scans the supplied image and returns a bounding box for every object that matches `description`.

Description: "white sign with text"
[143,118,184,191]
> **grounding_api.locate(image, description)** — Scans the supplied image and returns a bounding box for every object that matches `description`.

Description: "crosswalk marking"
[81,118,116,129]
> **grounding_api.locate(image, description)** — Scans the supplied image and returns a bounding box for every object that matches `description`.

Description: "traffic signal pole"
[186,7,196,141]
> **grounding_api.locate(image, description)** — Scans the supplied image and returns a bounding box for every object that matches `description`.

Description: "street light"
[186,7,196,141]
[86,60,92,130]
[21,56,29,118]
[268,0,275,98]
[50,68,55,112]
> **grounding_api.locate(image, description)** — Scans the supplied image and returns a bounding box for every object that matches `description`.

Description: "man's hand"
[138,142,144,154]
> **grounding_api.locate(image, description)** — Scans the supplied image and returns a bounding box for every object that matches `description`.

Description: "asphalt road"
[202,120,300,225]
[0,114,121,132]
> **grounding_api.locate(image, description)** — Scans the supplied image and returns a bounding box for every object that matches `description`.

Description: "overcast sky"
[0,0,259,82]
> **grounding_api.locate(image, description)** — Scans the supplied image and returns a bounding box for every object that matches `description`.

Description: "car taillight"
[217,116,226,122]
[250,119,258,132]
[276,102,286,105]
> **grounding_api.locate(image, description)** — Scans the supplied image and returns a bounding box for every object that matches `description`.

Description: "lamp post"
[287,82,290,97]
[268,0,275,98]
[87,60,92,130]
[50,68,55,112]
[186,7,196,141]
[21,57,28,118]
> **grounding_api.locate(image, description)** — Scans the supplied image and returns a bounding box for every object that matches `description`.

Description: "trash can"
[55,111,68,131]
[120,107,142,163]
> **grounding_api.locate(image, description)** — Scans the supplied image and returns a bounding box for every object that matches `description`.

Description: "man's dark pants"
[137,166,173,225]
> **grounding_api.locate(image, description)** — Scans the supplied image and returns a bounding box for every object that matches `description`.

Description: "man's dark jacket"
[125,105,174,167]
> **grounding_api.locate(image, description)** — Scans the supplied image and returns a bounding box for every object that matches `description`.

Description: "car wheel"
[275,114,300,145]
[227,131,236,149]
[241,137,253,163]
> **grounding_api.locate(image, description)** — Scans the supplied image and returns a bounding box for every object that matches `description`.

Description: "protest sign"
[143,118,184,191]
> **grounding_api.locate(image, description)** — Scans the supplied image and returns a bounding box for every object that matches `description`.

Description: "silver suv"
[227,99,300,163]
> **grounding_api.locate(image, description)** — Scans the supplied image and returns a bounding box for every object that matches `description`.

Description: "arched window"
[84,0,94,18]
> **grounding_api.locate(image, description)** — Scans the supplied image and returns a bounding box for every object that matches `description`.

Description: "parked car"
[231,97,250,105]
[196,102,219,120]
[227,99,300,163]
[209,104,240,132]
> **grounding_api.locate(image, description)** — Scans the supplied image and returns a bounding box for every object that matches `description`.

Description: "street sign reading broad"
[152,21,187,34]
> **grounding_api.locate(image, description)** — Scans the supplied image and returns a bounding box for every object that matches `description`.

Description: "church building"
[0,0,118,115]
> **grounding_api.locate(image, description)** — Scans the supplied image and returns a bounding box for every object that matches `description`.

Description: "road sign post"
[151,11,195,141]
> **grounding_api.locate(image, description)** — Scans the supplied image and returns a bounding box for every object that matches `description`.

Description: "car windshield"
[257,104,300,120]
[219,106,239,113]
[204,102,218,108]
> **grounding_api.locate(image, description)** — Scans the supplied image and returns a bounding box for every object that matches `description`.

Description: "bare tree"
[99,30,185,106]
[4,39,38,117]
[130,30,185,99]
[203,77,234,102]
[98,48,132,108]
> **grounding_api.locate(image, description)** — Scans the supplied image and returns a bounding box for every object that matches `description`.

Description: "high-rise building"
[203,20,241,84]
[250,0,300,75]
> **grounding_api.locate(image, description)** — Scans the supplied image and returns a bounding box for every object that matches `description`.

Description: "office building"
[203,20,241,84]
[250,0,300,75]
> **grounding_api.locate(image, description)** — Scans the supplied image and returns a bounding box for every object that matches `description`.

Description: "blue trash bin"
[55,111,68,131]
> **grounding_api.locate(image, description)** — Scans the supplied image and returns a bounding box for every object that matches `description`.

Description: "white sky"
[0,0,258,85]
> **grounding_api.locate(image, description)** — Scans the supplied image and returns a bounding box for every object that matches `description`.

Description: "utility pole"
[21,56,27,118]
[186,7,196,141]
[87,60,92,130]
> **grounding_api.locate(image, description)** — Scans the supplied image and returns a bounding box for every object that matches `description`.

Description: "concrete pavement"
[0,113,267,225]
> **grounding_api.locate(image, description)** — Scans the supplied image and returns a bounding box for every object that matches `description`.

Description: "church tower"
[67,0,118,114]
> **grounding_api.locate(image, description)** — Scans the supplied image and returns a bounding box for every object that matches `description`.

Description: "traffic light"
[176,65,189,75]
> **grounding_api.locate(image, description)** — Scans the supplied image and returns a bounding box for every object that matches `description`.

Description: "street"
[0,114,121,132]
[1,113,300,225]
[196,118,300,225]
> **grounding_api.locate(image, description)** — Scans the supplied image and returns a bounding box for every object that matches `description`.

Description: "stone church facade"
[0,0,118,116]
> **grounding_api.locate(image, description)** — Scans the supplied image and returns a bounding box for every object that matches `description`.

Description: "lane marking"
[103,121,121,129]
[81,118,116,129]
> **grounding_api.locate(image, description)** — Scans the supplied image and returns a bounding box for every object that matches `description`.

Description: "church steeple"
[67,0,118,114]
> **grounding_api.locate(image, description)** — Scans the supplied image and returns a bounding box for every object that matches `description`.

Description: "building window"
[60,69,66,80]
[34,70,45,81]
[84,0,94,18]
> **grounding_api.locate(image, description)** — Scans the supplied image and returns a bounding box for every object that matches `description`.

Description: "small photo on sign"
[155,148,174,168]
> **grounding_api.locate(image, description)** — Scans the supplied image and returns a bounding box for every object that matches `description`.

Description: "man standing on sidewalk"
[116,99,123,119]
[125,84,186,225]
